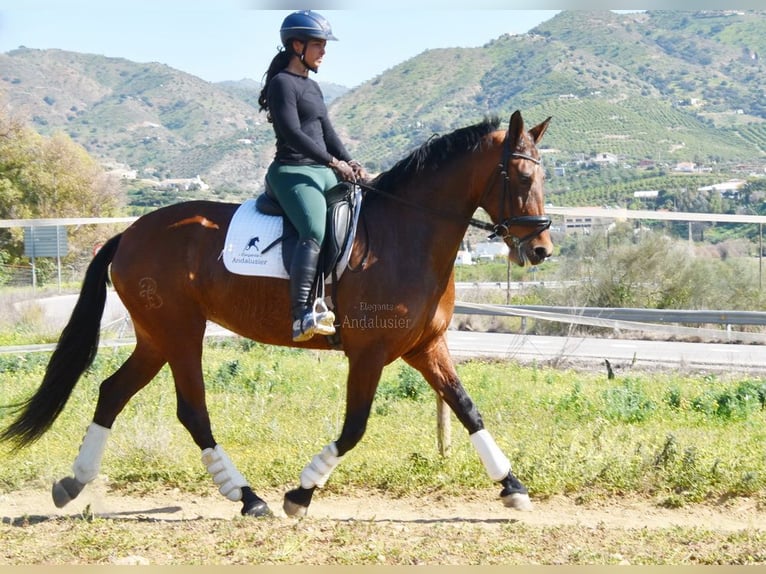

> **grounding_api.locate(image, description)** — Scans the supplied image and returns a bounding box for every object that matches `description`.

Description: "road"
[8,293,766,372]
[446,330,766,373]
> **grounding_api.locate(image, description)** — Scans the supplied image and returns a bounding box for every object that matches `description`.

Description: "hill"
[1,10,764,202]
[0,48,276,194]
[336,10,766,173]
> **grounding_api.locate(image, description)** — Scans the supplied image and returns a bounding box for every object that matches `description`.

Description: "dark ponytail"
[258,49,293,122]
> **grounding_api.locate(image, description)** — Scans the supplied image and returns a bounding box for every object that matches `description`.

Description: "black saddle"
[255,181,356,276]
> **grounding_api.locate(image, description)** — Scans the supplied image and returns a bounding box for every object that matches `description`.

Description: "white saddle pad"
[221,191,362,280]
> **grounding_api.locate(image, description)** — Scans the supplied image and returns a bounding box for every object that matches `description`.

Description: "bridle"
[478,121,552,257]
[355,121,552,251]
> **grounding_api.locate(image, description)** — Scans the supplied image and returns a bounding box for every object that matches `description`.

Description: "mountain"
[1,10,764,200]
[216,78,348,110]
[335,10,766,173]
[0,49,276,193]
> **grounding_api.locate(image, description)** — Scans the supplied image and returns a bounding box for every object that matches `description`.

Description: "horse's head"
[482,110,553,266]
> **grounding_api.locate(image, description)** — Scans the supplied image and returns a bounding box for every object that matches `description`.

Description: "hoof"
[52,476,85,508]
[283,497,308,518]
[242,499,272,518]
[283,486,315,518]
[501,491,534,511]
[240,487,273,518]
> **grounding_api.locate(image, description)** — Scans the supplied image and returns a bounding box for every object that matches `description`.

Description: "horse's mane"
[371,116,501,194]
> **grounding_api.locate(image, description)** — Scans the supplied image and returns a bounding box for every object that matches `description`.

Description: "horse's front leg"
[283,351,384,517]
[168,349,271,518]
[403,336,533,511]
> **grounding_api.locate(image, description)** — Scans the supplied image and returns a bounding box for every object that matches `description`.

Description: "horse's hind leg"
[403,336,533,511]
[52,340,166,508]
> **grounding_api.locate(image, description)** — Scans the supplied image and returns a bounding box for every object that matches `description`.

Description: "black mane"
[371,116,501,193]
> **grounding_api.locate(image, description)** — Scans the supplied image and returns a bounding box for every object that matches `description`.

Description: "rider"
[258,10,367,343]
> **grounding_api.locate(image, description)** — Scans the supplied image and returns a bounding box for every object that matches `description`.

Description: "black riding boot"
[290,239,335,342]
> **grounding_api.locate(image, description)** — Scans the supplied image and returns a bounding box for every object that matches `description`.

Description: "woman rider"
[258,10,367,342]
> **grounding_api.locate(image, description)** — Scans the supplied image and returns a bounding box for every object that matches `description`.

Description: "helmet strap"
[299,43,318,74]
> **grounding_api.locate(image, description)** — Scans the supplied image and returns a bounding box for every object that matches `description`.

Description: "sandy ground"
[2,478,764,532]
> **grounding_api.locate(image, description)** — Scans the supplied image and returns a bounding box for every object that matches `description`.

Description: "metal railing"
[453,302,766,344]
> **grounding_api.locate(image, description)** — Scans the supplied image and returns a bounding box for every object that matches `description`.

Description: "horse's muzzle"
[527,241,553,265]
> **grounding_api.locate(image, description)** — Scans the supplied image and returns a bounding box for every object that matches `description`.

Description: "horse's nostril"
[534,246,550,260]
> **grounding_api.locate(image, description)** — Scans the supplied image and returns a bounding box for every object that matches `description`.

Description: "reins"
[354,179,495,234]
[353,124,552,243]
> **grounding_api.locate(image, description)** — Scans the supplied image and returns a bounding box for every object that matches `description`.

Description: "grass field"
[2,337,766,564]
[2,338,764,505]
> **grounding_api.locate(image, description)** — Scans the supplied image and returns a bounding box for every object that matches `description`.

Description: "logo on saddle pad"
[245,236,260,252]
[221,191,361,280]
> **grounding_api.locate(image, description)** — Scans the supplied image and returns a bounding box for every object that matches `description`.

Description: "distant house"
[154,175,210,192]
[455,250,474,265]
[564,216,594,235]
[592,153,619,165]
[698,179,746,199]
[562,214,617,235]
[473,242,509,260]
[674,162,696,173]
[633,190,659,199]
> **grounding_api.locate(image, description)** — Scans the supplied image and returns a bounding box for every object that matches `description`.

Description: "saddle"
[255,181,356,277]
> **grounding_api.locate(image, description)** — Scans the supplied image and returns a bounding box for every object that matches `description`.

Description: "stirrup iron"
[292,298,336,342]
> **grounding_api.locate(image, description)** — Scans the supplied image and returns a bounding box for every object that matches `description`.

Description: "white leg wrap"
[72,423,110,484]
[470,429,511,482]
[201,445,249,502]
[300,442,343,489]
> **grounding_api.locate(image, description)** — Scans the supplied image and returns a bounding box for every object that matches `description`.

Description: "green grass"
[2,337,766,565]
[1,338,764,507]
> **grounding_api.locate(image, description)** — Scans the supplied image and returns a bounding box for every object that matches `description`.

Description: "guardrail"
[5,294,765,355]
[453,302,766,344]
[454,303,766,325]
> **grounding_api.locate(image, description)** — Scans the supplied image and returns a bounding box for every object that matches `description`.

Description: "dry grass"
[3,506,766,565]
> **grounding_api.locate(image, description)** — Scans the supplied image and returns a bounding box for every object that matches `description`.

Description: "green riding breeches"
[266,162,340,245]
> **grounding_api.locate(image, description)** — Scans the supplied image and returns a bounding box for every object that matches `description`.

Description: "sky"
[0,3,565,88]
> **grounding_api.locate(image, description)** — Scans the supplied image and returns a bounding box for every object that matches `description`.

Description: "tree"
[0,108,124,268]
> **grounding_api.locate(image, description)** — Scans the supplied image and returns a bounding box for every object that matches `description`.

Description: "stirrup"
[292,299,336,342]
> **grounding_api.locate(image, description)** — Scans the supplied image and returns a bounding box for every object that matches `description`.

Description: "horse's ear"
[508,110,524,143]
[529,116,552,144]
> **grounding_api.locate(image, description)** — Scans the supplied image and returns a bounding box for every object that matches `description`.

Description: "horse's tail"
[0,233,123,449]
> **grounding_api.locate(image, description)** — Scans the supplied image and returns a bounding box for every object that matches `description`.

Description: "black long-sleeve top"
[267,70,352,166]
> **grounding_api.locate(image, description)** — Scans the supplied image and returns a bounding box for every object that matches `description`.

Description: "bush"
[548,226,766,312]
[378,364,429,402]
[601,378,655,423]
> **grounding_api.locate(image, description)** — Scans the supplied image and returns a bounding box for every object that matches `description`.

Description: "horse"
[245,236,260,251]
[0,110,553,518]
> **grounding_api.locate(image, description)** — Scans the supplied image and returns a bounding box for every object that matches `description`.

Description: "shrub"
[601,378,655,423]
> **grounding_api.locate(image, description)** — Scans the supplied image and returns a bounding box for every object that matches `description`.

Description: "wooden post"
[436,395,452,457]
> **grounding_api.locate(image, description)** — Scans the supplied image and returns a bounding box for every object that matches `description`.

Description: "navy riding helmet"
[280,10,339,46]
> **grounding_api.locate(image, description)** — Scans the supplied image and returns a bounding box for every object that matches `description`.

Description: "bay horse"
[0,110,553,518]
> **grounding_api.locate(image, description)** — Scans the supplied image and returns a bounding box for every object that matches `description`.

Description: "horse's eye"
[519,173,533,185]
